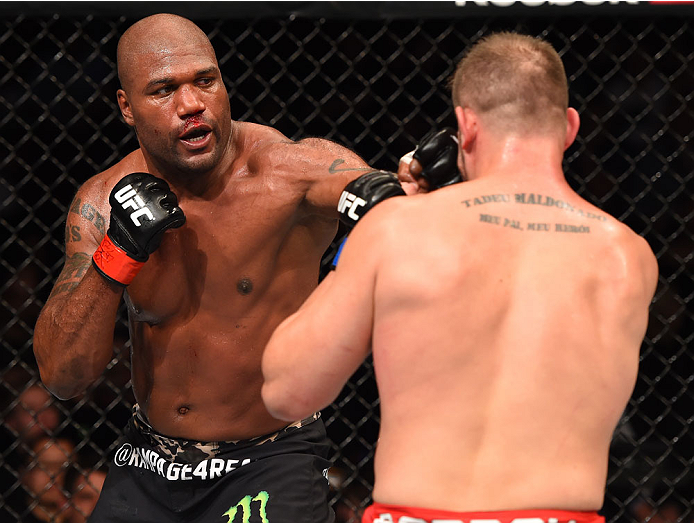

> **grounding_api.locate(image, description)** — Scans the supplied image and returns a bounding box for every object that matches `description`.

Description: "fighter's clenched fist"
[332,170,406,268]
[337,170,406,229]
[92,172,186,286]
[411,127,463,189]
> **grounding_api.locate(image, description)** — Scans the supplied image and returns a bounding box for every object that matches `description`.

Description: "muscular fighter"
[32,13,438,523]
[262,32,659,523]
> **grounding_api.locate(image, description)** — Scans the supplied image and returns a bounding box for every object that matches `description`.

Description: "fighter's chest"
[125,183,303,322]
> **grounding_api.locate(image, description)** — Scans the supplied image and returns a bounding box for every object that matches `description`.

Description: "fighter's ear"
[564,107,580,151]
[117,89,135,127]
[454,106,477,152]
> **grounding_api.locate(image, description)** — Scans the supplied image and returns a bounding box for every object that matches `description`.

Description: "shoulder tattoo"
[462,192,606,234]
[69,197,106,236]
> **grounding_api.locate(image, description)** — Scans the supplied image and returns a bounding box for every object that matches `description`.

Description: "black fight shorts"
[88,409,334,523]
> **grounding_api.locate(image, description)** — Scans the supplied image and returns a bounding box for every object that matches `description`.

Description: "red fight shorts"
[362,503,605,523]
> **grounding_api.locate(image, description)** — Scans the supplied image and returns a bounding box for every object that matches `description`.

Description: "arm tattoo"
[65,225,82,243]
[49,252,91,298]
[328,159,373,174]
[69,197,106,236]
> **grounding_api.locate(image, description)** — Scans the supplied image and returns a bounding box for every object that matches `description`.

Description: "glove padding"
[92,173,186,285]
[333,170,405,269]
[412,127,463,189]
[337,170,406,229]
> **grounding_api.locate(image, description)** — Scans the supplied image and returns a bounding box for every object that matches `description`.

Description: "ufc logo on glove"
[338,191,367,221]
[114,184,155,226]
[92,172,186,286]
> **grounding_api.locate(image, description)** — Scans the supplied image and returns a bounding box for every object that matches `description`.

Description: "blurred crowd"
[1,368,107,523]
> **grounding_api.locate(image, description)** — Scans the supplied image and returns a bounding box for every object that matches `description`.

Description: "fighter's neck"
[168,164,231,199]
[468,134,567,184]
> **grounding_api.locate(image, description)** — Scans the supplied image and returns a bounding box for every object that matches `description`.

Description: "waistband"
[363,503,605,523]
[132,404,320,463]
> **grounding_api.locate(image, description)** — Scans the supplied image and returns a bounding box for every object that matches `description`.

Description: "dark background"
[1,2,692,522]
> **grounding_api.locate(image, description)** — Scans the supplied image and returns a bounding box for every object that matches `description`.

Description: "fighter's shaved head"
[117,14,216,92]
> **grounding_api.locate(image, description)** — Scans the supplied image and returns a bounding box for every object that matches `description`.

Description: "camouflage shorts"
[132,405,320,464]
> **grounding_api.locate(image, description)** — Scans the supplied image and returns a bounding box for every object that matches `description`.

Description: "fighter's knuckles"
[413,127,456,163]
[409,158,423,178]
[427,157,451,178]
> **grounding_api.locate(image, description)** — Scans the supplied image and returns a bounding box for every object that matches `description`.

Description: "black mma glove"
[92,173,186,286]
[412,127,463,189]
[333,170,405,268]
[338,170,406,228]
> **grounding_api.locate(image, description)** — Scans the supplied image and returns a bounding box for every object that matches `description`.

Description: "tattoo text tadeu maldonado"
[69,198,106,236]
[463,192,606,233]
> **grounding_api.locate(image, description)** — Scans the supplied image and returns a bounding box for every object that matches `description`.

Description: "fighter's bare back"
[368,176,658,511]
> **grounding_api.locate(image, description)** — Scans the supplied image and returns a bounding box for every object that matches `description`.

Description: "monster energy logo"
[222,491,270,523]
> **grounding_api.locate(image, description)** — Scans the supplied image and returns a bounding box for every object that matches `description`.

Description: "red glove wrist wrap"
[92,234,145,286]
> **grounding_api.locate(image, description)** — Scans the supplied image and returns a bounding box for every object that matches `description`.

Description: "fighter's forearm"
[33,267,123,399]
[262,273,361,421]
[262,311,333,421]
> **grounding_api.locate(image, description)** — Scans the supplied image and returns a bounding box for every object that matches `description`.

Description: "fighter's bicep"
[64,189,110,248]
[292,138,372,213]
[319,213,387,356]
[49,186,110,300]
[310,268,375,365]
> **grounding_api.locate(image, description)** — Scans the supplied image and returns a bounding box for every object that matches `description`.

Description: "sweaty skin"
[262,92,659,512]
[368,183,656,511]
[264,173,658,512]
[33,14,382,441]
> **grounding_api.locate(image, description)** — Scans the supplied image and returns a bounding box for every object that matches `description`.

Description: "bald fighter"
[262,32,659,523]
[32,13,446,523]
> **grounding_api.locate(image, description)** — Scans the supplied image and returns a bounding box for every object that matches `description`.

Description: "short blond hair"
[450,32,569,134]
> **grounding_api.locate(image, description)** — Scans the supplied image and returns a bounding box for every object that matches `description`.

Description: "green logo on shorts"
[222,491,270,523]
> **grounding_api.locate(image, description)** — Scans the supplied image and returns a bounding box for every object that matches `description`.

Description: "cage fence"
[0,4,692,523]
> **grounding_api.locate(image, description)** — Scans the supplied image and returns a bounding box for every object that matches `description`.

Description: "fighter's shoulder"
[76,150,146,203]
[242,123,359,167]
[597,211,652,257]
[250,126,352,156]
[239,123,297,173]
[239,121,291,145]
[240,122,292,155]
[350,193,417,243]
[596,214,658,299]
